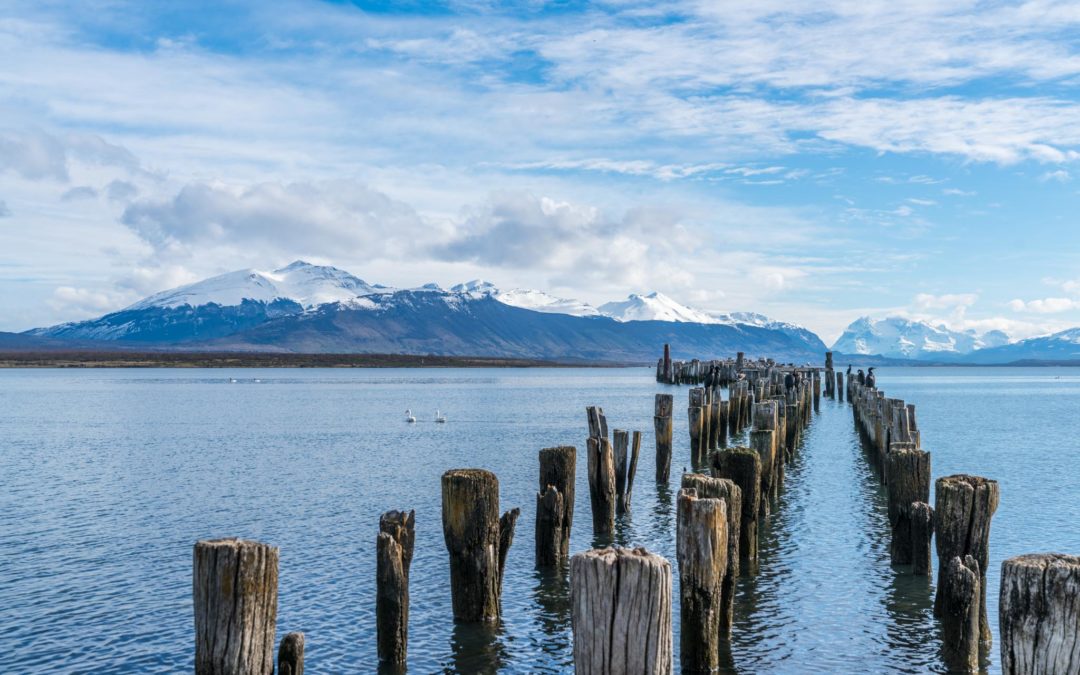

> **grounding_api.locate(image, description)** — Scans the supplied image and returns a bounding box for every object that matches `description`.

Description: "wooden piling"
[718,401,729,447]
[587,436,617,537]
[999,553,1080,675]
[749,429,775,517]
[941,555,981,673]
[612,430,639,513]
[711,448,762,564]
[193,538,279,675]
[377,510,415,666]
[571,547,673,674]
[911,501,934,577]
[655,394,674,482]
[677,488,728,673]
[836,371,844,402]
[277,633,304,675]
[441,469,519,622]
[884,448,931,565]
[682,474,741,635]
[536,446,576,568]
[709,397,721,451]
[688,399,704,460]
[626,432,641,512]
[934,474,999,644]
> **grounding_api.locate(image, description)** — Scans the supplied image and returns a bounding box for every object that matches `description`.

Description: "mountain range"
[21,261,826,363]
[15,261,1080,364]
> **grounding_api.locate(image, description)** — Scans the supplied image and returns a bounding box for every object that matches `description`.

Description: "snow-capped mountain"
[129,261,378,310]
[832,317,1011,359]
[449,280,600,317]
[960,327,1080,363]
[26,262,831,361]
[599,292,720,324]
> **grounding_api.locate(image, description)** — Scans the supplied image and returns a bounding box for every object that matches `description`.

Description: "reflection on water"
[445,621,507,674]
[1,366,1078,673]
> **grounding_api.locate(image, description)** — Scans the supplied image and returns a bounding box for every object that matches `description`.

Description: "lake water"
[1,366,1077,673]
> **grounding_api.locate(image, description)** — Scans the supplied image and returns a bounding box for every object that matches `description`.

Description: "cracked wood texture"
[536,446,576,567]
[749,430,775,517]
[587,437,616,537]
[277,632,304,675]
[711,447,762,563]
[941,555,981,673]
[1000,553,1080,675]
[193,538,278,675]
[934,474,999,644]
[682,473,741,634]
[884,447,931,565]
[377,509,415,665]
[677,488,728,673]
[911,501,934,577]
[655,394,673,482]
[442,469,517,622]
[571,547,673,675]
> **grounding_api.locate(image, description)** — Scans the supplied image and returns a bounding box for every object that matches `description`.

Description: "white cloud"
[0,199,9,217]
[47,285,136,318]
[1008,297,1079,313]
[1040,169,1071,182]
[914,293,979,311]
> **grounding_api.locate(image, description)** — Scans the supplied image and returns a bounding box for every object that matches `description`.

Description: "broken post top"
[655,394,673,417]
[442,468,500,545]
[573,545,671,571]
[194,538,278,554]
[936,474,1001,511]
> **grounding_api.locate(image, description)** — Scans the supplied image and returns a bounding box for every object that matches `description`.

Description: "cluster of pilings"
[188,350,1076,674]
[848,373,1078,674]
[656,346,784,386]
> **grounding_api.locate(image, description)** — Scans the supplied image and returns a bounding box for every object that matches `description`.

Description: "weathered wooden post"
[718,400,729,447]
[681,473,741,635]
[941,555,981,673]
[709,397,721,451]
[377,510,415,666]
[655,394,674,482]
[885,447,931,565]
[193,538,279,675]
[749,429,775,517]
[911,501,934,577]
[571,547,673,674]
[588,436,617,537]
[441,469,519,622]
[712,448,762,564]
[612,430,640,513]
[587,405,609,442]
[677,488,728,673]
[536,446,576,567]
[277,633,304,675]
[663,344,672,383]
[688,388,705,461]
[836,371,844,402]
[999,553,1080,675]
[934,474,999,644]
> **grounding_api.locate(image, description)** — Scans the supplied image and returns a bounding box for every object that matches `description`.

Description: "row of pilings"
[847,371,1079,674]
[186,350,1076,674]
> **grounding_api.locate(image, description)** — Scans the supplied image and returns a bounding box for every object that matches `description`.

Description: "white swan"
[405,409,416,423]
[229,378,238,383]
[435,409,447,423]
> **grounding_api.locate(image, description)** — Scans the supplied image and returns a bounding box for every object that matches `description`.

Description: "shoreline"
[0,351,632,369]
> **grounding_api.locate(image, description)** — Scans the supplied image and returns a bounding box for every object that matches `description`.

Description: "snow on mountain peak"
[128,261,376,310]
[598,292,720,324]
[450,279,499,295]
[494,288,600,317]
[832,316,1012,358]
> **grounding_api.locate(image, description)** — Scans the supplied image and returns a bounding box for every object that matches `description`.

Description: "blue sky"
[2,0,1080,342]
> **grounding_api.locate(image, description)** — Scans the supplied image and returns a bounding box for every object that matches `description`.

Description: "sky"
[2,0,1080,343]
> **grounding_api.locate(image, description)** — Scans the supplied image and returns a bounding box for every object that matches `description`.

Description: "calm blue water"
[0,366,1077,673]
